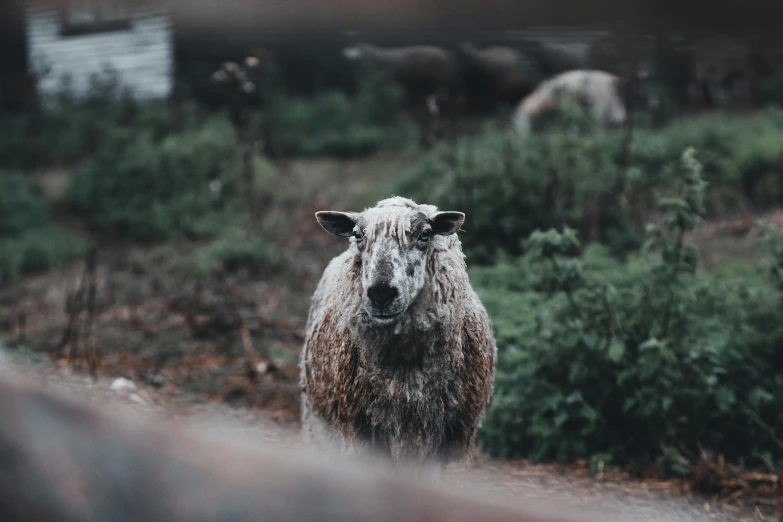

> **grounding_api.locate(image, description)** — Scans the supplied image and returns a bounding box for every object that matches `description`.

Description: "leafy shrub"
[0,67,180,171]
[391,108,783,264]
[0,103,179,171]
[180,233,281,280]
[68,116,237,242]
[0,174,50,236]
[476,149,783,472]
[390,119,632,264]
[632,109,783,213]
[0,173,86,279]
[269,73,418,158]
[0,227,88,279]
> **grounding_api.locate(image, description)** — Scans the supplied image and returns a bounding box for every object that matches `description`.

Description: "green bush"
[68,116,237,243]
[270,73,418,158]
[632,109,783,213]
[0,173,86,278]
[0,227,88,279]
[178,233,281,280]
[390,118,633,264]
[0,174,50,235]
[476,149,783,472]
[391,108,783,264]
[0,74,178,171]
[0,104,178,171]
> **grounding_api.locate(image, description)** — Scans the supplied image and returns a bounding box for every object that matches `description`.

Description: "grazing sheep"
[342,43,457,97]
[0,376,575,522]
[300,197,497,471]
[688,35,755,107]
[512,69,627,133]
[460,42,541,95]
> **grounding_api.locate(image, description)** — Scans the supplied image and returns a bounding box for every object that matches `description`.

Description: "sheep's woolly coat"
[300,198,496,465]
[512,69,627,133]
[342,44,457,93]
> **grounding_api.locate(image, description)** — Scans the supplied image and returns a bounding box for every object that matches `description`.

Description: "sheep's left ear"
[431,211,465,236]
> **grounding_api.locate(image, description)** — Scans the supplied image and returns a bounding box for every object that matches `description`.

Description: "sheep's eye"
[353,231,363,242]
[419,229,432,242]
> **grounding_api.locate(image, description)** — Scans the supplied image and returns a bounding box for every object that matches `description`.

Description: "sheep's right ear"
[315,211,358,237]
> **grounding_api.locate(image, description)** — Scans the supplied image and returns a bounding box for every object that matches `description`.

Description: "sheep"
[341,42,457,99]
[300,196,497,472]
[512,69,627,134]
[688,35,755,107]
[459,42,542,95]
[0,375,577,522]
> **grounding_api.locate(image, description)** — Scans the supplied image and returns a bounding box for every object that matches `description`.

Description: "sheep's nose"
[367,283,399,309]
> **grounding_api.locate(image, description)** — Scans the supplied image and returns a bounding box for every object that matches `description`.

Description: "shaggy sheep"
[512,69,627,133]
[300,197,496,469]
[341,43,457,98]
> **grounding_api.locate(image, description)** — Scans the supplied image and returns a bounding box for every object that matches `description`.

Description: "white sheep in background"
[512,69,627,133]
[300,197,496,473]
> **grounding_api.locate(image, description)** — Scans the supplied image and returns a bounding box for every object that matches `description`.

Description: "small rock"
[129,393,148,406]
[256,361,278,375]
[143,373,167,388]
[109,378,137,393]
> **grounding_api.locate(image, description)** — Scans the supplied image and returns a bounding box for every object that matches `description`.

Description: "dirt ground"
[1,344,778,522]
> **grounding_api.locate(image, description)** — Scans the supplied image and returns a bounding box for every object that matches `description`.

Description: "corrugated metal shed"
[27,1,173,100]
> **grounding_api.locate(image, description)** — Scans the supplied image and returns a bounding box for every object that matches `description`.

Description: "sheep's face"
[316,203,464,326]
[601,76,628,127]
[604,89,627,127]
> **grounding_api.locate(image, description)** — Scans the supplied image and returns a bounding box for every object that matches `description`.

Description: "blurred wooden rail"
[0,374,580,522]
[168,0,783,33]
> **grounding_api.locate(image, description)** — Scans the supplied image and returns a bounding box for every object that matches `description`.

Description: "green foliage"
[477,149,783,472]
[269,73,418,158]
[0,68,417,173]
[0,173,86,279]
[632,109,783,213]
[390,119,631,263]
[0,174,50,235]
[0,67,180,171]
[180,233,281,280]
[0,227,88,279]
[392,108,783,264]
[0,102,179,171]
[68,116,238,243]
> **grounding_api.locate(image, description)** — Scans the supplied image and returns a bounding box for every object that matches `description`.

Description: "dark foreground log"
[0,376,575,522]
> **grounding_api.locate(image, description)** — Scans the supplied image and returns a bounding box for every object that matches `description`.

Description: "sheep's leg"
[301,394,343,453]
[401,460,446,483]
[419,461,446,482]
